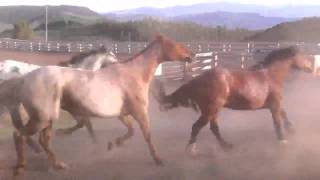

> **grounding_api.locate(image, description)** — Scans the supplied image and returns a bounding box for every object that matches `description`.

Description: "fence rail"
[1,38,320,81]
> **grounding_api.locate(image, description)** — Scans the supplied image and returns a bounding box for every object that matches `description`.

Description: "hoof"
[13,165,25,176]
[279,140,289,145]
[221,142,233,152]
[155,159,164,166]
[107,142,113,151]
[53,161,68,170]
[186,143,198,157]
[115,138,123,147]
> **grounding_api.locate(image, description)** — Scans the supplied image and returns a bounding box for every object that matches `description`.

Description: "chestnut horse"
[158,46,313,154]
[0,34,193,175]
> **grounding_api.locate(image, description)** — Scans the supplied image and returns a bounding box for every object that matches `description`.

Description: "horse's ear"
[99,45,107,52]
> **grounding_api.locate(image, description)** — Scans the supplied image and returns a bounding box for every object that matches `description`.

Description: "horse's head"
[290,48,313,73]
[60,46,118,70]
[156,34,194,63]
[259,46,313,73]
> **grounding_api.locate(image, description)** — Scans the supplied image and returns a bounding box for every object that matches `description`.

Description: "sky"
[0,0,320,12]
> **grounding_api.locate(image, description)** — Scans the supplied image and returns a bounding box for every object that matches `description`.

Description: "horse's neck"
[266,60,292,84]
[126,42,162,83]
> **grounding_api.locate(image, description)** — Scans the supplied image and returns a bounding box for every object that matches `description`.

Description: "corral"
[0,39,320,180]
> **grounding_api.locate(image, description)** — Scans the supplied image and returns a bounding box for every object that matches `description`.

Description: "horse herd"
[0,34,315,176]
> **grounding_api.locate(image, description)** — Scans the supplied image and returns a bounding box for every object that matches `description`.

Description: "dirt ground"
[1,51,320,179]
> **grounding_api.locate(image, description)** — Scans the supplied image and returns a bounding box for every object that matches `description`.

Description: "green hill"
[56,18,257,42]
[0,5,105,32]
[247,17,320,42]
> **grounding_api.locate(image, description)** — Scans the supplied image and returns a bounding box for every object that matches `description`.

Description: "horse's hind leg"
[281,109,295,134]
[186,115,209,155]
[209,114,233,151]
[83,117,97,143]
[10,105,41,153]
[13,131,26,176]
[108,115,134,151]
[56,115,86,135]
[38,121,67,170]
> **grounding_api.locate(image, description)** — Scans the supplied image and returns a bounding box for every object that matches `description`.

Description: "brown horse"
[0,34,194,175]
[158,46,313,154]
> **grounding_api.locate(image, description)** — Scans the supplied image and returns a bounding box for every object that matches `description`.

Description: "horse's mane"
[59,46,107,66]
[121,39,158,64]
[121,34,170,63]
[250,46,300,70]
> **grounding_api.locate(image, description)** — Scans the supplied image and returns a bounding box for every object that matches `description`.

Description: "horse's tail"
[0,77,23,106]
[159,82,199,112]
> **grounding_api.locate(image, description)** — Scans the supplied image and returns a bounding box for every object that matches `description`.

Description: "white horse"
[1,47,119,153]
[0,60,40,80]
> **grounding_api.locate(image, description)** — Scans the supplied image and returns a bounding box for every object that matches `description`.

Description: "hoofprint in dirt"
[1,72,320,180]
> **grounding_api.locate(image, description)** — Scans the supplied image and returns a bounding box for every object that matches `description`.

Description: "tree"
[13,21,34,40]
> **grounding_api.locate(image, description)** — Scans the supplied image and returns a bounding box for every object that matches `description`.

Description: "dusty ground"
[0,73,320,180]
[0,51,320,179]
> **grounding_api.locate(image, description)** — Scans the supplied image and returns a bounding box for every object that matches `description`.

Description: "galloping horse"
[1,34,193,175]
[158,46,313,154]
[3,46,118,152]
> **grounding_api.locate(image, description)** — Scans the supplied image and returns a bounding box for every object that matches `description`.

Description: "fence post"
[79,44,83,52]
[198,44,202,53]
[38,42,41,51]
[114,43,118,54]
[47,43,51,51]
[29,42,33,52]
[88,44,93,50]
[213,52,218,67]
[56,43,60,52]
[241,55,245,69]
[67,44,71,52]
[128,44,131,54]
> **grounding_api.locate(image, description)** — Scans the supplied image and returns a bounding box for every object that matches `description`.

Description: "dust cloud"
[1,71,320,180]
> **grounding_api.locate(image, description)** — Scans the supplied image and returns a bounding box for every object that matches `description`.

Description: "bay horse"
[1,34,193,175]
[158,46,313,154]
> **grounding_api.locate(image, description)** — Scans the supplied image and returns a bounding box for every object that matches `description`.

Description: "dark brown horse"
[0,34,194,175]
[158,46,313,154]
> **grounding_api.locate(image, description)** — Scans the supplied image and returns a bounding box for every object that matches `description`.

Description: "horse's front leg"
[131,105,163,166]
[270,102,287,144]
[280,108,295,134]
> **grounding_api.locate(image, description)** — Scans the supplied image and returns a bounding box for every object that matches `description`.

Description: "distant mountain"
[173,12,294,30]
[247,17,320,42]
[105,2,320,18]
